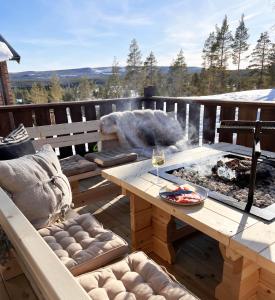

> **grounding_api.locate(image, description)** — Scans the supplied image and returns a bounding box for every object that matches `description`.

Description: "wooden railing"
[144,96,275,152]
[0,98,143,158]
[1,95,275,155]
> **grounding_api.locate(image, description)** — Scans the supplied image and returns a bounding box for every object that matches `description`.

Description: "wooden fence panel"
[53,106,72,158]
[219,105,236,143]
[203,104,217,144]
[260,107,275,152]
[115,100,131,112]
[188,102,200,145]
[236,106,258,147]
[99,102,113,117]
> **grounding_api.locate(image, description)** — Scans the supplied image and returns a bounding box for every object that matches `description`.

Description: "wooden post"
[215,244,259,300]
[144,86,156,98]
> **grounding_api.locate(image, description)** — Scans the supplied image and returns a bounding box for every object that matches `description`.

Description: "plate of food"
[159,183,207,206]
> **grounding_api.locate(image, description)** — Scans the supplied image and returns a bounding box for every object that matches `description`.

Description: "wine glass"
[152,148,165,184]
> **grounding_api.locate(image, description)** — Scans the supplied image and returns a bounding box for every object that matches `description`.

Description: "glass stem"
[156,167,159,183]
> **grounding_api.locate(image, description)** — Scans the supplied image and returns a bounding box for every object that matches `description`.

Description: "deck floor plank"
[0,278,9,300]
[3,274,37,300]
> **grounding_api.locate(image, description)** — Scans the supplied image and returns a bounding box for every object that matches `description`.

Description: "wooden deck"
[0,177,223,300]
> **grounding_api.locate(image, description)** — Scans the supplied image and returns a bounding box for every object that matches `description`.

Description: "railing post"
[143,86,156,109]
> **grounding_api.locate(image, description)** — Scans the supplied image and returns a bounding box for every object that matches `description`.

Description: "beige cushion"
[60,155,97,177]
[77,251,197,300]
[0,144,72,229]
[85,149,137,168]
[39,213,128,276]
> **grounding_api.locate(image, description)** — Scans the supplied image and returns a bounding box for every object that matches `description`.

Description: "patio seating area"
[1,94,275,300]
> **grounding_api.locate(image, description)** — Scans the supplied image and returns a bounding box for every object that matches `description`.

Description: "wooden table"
[102,143,275,300]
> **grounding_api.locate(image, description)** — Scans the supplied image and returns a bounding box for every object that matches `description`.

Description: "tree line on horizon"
[12,14,275,104]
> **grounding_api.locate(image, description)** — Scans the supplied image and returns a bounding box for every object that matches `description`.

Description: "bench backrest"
[26,120,117,151]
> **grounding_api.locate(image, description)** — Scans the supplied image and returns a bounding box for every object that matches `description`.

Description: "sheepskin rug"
[100,109,187,157]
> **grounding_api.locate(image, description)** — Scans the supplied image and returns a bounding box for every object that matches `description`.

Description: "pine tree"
[168,49,188,96]
[248,32,272,88]
[78,77,92,100]
[215,15,233,91]
[49,75,63,102]
[125,39,143,95]
[143,51,158,86]
[29,82,48,104]
[231,14,249,90]
[105,57,123,98]
[202,31,219,94]
[268,43,275,86]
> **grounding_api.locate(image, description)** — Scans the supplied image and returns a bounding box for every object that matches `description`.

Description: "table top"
[102,142,275,273]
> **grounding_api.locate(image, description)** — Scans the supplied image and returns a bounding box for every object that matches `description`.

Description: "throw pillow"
[0,144,72,229]
[0,124,35,160]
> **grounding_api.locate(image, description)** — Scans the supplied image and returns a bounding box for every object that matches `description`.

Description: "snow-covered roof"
[0,34,20,63]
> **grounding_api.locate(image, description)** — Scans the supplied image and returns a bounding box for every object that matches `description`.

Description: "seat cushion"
[85,149,137,168]
[38,213,128,276]
[60,155,97,177]
[77,251,197,300]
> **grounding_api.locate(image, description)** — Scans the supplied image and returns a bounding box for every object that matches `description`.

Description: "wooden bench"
[26,120,121,207]
[0,188,91,300]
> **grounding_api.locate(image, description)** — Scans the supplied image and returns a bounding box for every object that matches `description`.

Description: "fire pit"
[150,152,275,222]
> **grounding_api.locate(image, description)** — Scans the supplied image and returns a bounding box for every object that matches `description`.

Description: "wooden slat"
[236,106,258,147]
[203,104,217,144]
[32,132,116,149]
[68,105,86,155]
[177,102,186,132]
[26,120,100,138]
[99,102,113,117]
[33,107,51,126]
[12,108,34,128]
[144,100,155,109]
[260,107,275,152]
[115,100,131,112]
[155,99,164,111]
[166,101,175,113]
[83,103,97,153]
[53,106,72,157]
[219,105,236,143]
[0,189,90,300]
[188,102,200,144]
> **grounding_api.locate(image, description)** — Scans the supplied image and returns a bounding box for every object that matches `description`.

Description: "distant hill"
[10,66,202,88]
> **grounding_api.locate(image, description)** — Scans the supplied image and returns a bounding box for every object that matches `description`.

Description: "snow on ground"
[188,89,275,102]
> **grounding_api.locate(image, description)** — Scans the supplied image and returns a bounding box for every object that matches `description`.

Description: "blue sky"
[2,0,275,72]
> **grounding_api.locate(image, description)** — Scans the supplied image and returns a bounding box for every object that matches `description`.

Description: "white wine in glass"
[152,148,165,183]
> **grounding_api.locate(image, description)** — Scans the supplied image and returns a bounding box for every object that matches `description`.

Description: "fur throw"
[100,110,187,157]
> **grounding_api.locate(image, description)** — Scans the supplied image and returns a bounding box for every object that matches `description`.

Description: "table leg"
[130,194,175,263]
[215,244,259,300]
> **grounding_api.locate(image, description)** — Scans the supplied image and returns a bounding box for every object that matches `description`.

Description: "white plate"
[159,185,207,206]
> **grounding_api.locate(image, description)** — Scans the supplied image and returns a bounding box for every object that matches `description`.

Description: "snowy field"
[188,89,275,102]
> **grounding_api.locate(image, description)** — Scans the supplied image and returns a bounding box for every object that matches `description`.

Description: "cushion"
[85,149,137,168]
[60,155,97,177]
[0,124,35,160]
[0,144,72,229]
[39,213,128,276]
[77,251,197,300]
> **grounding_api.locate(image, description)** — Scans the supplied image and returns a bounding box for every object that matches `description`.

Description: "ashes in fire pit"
[172,155,275,208]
